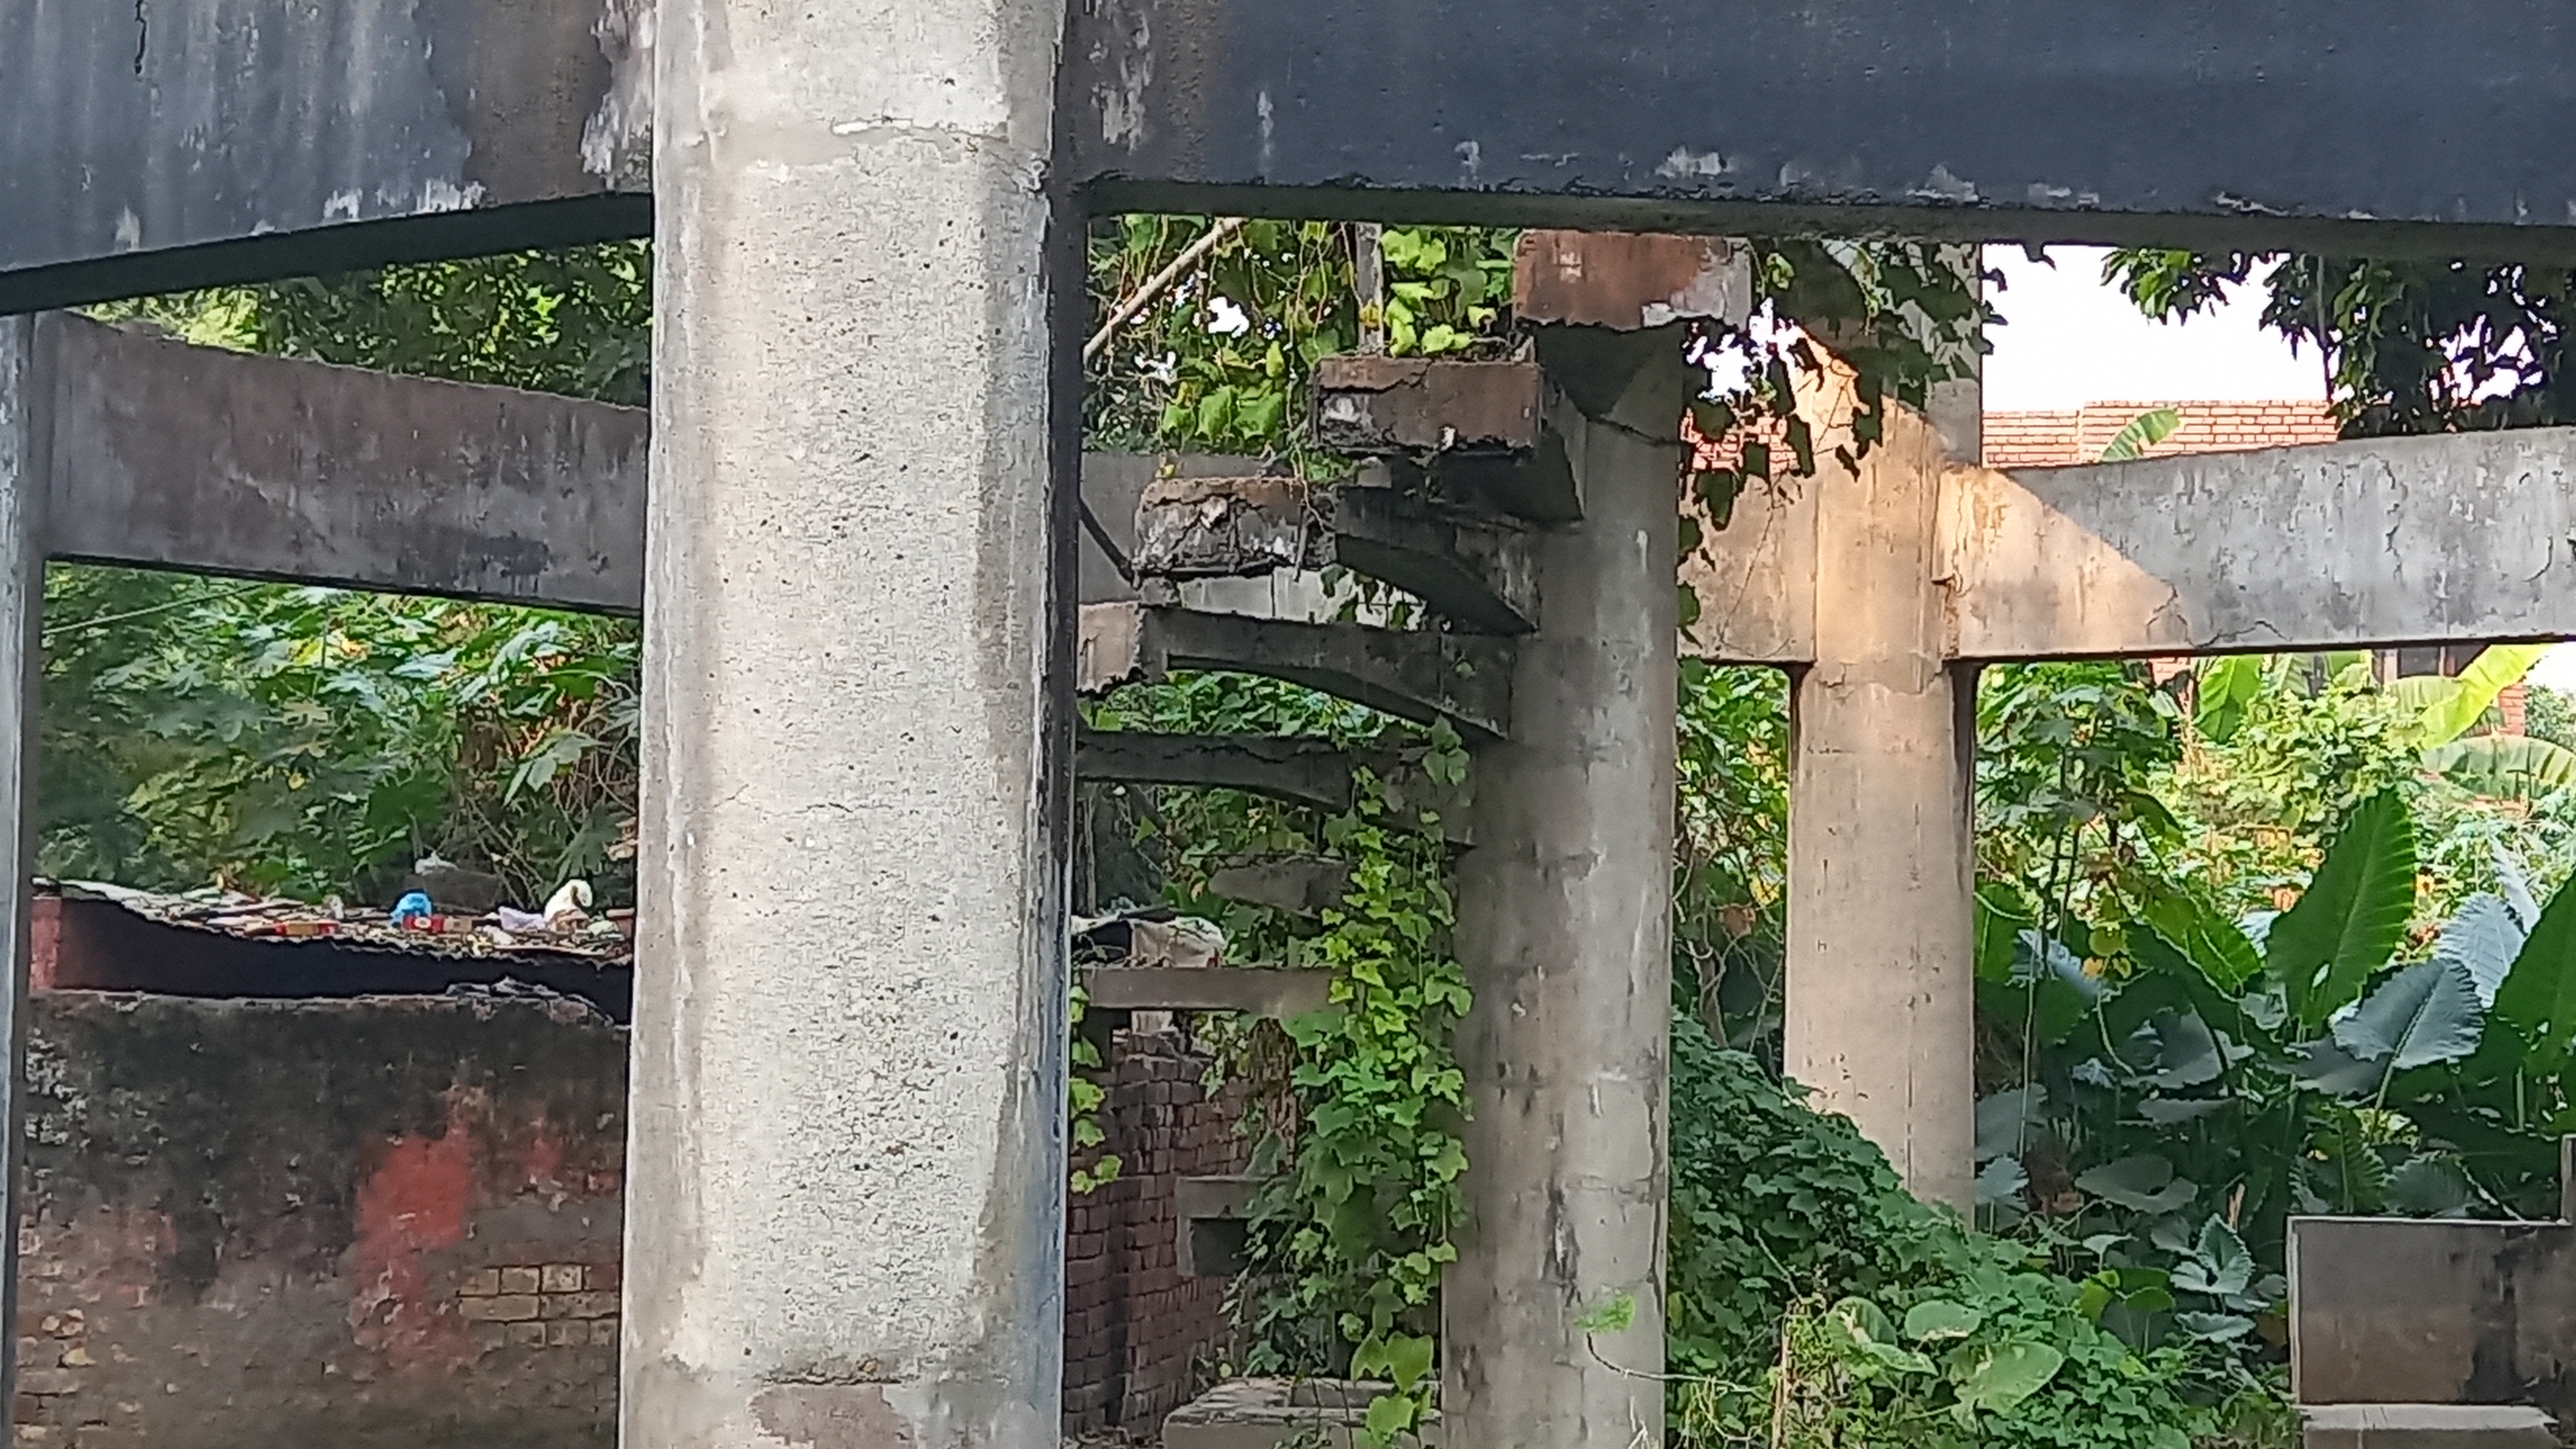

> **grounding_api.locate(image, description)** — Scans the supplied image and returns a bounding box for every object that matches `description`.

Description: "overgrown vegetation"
[80,220,2576,1449]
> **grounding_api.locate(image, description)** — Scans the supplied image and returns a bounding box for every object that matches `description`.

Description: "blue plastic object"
[391,891,435,926]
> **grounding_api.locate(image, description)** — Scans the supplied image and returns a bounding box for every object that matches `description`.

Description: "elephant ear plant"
[1976,788,2576,1360]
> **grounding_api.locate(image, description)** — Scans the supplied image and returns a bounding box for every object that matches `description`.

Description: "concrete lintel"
[1944,428,2576,658]
[1132,475,1539,634]
[1079,965,1332,1018]
[37,314,647,612]
[1077,602,1514,741]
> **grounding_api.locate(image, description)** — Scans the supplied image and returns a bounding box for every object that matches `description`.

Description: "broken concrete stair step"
[1208,855,1350,918]
[1165,1377,1443,1448]
[1074,727,1473,844]
[1132,473,1537,634]
[1076,602,1511,743]
[1311,354,1589,522]
[1079,964,1332,1019]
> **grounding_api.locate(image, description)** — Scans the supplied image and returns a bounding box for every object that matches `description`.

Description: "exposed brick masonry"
[1065,1028,1248,1435]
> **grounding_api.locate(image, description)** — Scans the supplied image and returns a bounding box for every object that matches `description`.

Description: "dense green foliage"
[53,252,651,905]
[1667,1016,2269,1449]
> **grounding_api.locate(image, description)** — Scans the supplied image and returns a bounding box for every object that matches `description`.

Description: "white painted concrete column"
[0,317,47,1417]
[1785,298,1982,1211]
[1448,332,1689,1448]
[623,0,1071,1442]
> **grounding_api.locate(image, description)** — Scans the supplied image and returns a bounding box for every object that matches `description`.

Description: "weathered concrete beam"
[1077,728,1359,813]
[1079,965,1333,1018]
[36,314,648,612]
[1133,475,1539,633]
[0,319,47,1416]
[0,0,650,312]
[1077,602,1513,741]
[1944,428,2576,658]
[1063,0,2576,261]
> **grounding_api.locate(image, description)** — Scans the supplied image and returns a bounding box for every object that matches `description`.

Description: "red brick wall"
[1064,1028,1247,1434]
[1983,400,2340,468]
[14,989,1242,1446]
[15,992,627,1449]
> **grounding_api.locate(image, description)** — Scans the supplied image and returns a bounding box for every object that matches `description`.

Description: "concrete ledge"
[1076,603,1514,742]
[2300,1404,2556,1449]
[1164,1378,1441,1449]
[1080,965,1333,1018]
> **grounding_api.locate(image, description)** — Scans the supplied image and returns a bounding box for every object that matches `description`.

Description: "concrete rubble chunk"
[1076,603,1513,742]
[1164,1378,1443,1448]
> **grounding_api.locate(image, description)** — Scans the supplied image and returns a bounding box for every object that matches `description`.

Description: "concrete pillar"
[0,317,44,1415]
[1784,276,1982,1211]
[623,0,1070,1442]
[1448,329,1689,1448]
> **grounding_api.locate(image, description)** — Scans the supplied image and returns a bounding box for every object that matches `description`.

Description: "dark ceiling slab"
[1064,0,2576,260]
[12,0,2576,303]
[0,0,650,312]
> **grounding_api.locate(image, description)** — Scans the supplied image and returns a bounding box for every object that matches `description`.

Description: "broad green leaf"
[2177,1217,2254,1298]
[2143,889,2262,992]
[2332,961,2484,1072]
[2385,1153,2475,1216]
[1831,1296,1897,1347]
[2293,1037,2386,1098]
[1973,884,2033,985]
[2140,1008,2223,1089]
[2194,654,2263,744]
[2423,735,2576,800]
[1904,1299,1983,1341]
[2498,845,2544,930]
[2412,644,2552,746]
[1975,1153,2029,1208]
[2492,873,2576,1070]
[1973,1085,2047,1163]
[2098,407,2181,462]
[1361,1390,1415,1445]
[1953,1341,2065,1412]
[2074,1153,2199,1213]
[2268,790,2417,1029]
[2172,1311,2255,1341]
[2432,894,2526,1006]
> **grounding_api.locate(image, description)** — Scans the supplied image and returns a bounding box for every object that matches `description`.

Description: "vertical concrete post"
[1448,314,1692,1444]
[0,316,44,1419]
[1784,270,1982,1211]
[623,0,1070,1443]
